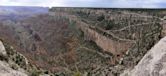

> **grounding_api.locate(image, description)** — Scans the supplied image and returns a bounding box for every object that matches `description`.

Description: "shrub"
[10,64,19,70]
[97,15,105,21]
[73,71,81,76]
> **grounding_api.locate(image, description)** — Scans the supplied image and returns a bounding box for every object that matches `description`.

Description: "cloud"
[0,0,166,8]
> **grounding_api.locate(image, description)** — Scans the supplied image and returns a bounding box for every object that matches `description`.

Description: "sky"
[0,0,166,8]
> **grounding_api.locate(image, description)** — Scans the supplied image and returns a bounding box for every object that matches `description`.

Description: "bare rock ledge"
[121,36,166,76]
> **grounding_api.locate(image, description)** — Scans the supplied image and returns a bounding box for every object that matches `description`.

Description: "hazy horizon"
[0,0,166,8]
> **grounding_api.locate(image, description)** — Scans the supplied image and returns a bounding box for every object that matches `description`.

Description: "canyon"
[0,7,166,76]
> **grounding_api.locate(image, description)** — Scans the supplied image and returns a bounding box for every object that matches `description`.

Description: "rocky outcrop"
[0,61,27,76]
[0,41,7,56]
[0,40,53,76]
[0,40,28,76]
[82,25,133,55]
[121,36,166,76]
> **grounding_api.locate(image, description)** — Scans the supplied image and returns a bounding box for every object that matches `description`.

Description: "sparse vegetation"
[0,7,166,76]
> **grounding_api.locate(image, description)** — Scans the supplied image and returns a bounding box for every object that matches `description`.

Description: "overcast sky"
[0,0,166,8]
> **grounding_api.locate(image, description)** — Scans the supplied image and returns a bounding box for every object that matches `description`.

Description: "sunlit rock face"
[121,36,166,76]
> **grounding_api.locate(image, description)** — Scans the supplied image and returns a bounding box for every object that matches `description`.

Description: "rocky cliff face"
[0,40,28,76]
[121,36,166,76]
[50,8,162,62]
[49,8,164,75]
[83,26,133,55]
